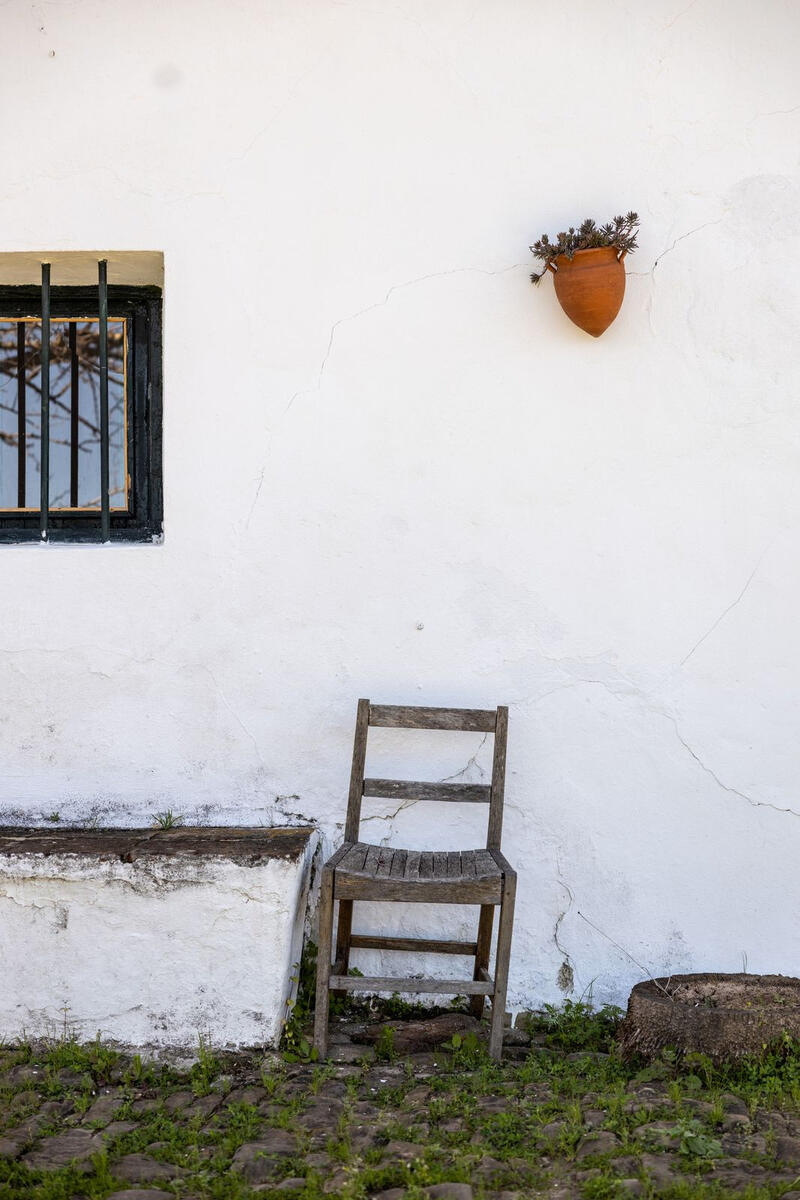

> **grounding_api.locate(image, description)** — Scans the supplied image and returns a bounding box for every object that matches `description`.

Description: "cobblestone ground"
[1,1006,799,1200]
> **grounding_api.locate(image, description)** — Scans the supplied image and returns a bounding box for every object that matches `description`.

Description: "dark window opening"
[0,274,162,543]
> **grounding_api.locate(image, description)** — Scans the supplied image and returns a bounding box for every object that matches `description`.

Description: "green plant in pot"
[530,212,639,337]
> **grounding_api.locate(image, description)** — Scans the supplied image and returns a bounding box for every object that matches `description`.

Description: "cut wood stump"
[618,973,800,1063]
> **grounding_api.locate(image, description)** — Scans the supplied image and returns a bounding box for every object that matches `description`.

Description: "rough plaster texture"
[1,1,799,1015]
[0,834,317,1047]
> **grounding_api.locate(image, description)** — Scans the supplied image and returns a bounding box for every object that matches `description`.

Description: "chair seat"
[330,842,505,903]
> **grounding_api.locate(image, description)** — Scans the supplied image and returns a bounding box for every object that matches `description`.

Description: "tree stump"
[618,973,800,1063]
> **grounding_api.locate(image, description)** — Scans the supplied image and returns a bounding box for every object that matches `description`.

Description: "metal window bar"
[98,259,110,540]
[16,322,26,508]
[30,260,115,535]
[40,263,50,539]
[69,321,79,507]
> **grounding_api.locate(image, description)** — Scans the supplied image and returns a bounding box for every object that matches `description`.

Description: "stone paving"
[1,1009,799,1199]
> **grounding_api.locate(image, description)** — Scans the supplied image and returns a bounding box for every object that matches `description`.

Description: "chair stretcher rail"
[327,975,494,995]
[349,934,479,955]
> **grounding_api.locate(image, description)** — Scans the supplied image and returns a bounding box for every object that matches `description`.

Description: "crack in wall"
[748,103,800,123]
[520,670,800,822]
[0,891,65,915]
[439,733,489,783]
[662,0,700,29]
[245,262,527,525]
[628,218,723,278]
[360,798,416,827]
[197,665,263,765]
[650,218,724,274]
[1,871,286,905]
[576,909,675,1000]
[0,869,200,899]
[329,0,484,104]
[245,467,266,530]
[553,857,575,994]
[282,262,527,419]
[680,550,766,666]
[228,53,329,165]
[664,714,800,819]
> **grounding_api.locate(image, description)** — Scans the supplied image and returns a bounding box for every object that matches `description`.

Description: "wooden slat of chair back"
[363,779,491,803]
[369,704,497,732]
[343,699,508,848]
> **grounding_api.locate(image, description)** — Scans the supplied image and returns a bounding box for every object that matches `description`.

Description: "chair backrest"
[343,699,509,849]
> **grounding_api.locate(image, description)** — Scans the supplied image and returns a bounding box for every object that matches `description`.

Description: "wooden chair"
[313,699,516,1060]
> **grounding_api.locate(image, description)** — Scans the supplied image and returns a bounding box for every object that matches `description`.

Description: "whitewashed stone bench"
[0,826,317,1050]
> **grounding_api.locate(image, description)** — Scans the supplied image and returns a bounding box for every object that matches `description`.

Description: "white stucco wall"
[0,836,316,1048]
[1,0,798,1015]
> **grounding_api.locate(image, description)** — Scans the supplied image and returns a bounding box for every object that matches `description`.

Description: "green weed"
[374,1025,397,1062]
[443,1030,488,1068]
[676,1115,724,1160]
[527,999,624,1054]
[190,1033,220,1095]
[281,943,319,1061]
[151,809,183,828]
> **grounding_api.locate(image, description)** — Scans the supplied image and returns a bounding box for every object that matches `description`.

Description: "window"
[0,260,162,543]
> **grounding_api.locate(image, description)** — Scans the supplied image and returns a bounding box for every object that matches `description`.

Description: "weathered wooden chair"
[313,700,516,1060]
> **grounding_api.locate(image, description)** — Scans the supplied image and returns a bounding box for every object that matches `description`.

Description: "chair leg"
[470,905,495,1019]
[313,867,335,1059]
[489,872,516,1060]
[332,899,353,999]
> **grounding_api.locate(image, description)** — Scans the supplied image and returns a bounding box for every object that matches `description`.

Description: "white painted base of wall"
[0,829,317,1049]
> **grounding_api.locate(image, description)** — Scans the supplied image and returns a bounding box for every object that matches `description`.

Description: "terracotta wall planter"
[547,245,626,337]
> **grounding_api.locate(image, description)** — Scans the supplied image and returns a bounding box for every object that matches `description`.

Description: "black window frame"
[0,284,162,544]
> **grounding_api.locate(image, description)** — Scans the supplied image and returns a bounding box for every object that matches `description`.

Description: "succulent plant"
[530,212,639,283]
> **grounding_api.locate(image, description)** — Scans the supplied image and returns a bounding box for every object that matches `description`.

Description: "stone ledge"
[0,825,315,864]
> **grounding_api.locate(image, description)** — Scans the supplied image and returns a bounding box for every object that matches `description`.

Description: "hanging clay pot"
[546,245,627,337]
